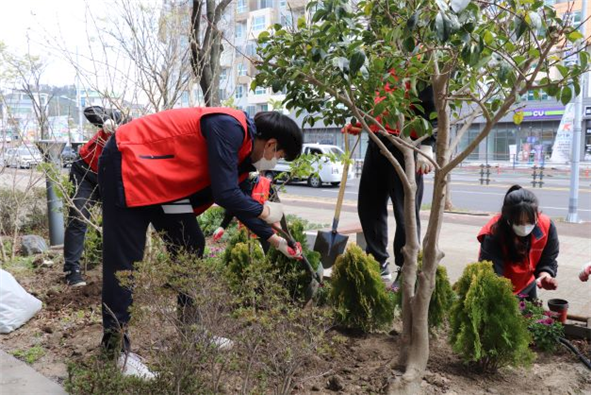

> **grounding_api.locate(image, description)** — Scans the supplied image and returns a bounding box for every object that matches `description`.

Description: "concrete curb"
[0,350,67,395]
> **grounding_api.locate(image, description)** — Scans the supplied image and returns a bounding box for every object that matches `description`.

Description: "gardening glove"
[416,145,434,175]
[276,237,303,260]
[536,272,558,290]
[102,119,117,134]
[261,201,284,224]
[212,227,224,242]
[579,263,591,282]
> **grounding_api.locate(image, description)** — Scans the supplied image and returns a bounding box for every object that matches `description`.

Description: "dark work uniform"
[98,111,272,351]
[358,86,437,270]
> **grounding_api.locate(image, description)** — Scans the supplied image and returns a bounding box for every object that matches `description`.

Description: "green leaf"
[573,80,581,96]
[258,31,270,40]
[568,30,584,42]
[403,36,416,52]
[556,64,569,78]
[483,30,494,45]
[451,0,470,13]
[436,12,451,42]
[407,12,419,31]
[560,86,572,105]
[579,51,589,69]
[514,16,527,39]
[297,16,306,29]
[349,51,366,74]
[546,84,559,97]
[513,111,524,125]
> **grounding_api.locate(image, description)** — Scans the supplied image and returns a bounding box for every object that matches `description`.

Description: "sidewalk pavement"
[282,194,591,318]
[0,350,67,395]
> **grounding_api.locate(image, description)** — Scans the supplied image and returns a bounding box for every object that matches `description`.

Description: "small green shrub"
[266,219,321,302]
[221,228,250,266]
[392,255,455,330]
[226,241,265,288]
[449,261,534,372]
[520,299,564,353]
[197,206,237,237]
[330,244,394,332]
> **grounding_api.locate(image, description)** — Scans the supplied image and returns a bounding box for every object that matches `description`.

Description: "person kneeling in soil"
[477,185,559,300]
[98,108,303,379]
[212,172,279,253]
[63,106,130,287]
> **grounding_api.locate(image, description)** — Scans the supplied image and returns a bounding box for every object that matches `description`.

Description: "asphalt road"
[282,169,591,222]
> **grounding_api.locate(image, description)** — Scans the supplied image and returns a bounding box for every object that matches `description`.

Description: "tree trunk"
[444,173,453,211]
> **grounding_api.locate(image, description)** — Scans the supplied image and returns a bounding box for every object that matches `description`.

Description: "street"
[282,168,591,222]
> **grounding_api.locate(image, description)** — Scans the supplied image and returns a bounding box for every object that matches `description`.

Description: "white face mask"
[512,223,535,237]
[252,144,278,171]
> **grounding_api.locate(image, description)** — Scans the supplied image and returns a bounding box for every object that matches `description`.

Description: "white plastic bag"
[0,269,42,333]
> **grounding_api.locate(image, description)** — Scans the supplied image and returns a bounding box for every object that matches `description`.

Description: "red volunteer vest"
[115,107,252,207]
[477,214,551,294]
[79,129,111,173]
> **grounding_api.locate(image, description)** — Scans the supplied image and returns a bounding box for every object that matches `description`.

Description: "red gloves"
[212,227,224,242]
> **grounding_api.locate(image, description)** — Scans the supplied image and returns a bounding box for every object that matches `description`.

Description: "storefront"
[458,106,565,163]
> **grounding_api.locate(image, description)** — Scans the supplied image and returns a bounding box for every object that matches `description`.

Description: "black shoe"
[380,262,392,281]
[65,269,87,287]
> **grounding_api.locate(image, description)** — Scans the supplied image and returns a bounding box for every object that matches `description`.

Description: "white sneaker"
[211,335,234,351]
[117,352,156,380]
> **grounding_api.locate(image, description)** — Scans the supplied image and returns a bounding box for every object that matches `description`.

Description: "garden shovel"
[313,132,352,269]
[272,217,321,303]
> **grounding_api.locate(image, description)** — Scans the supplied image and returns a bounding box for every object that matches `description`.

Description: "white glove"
[212,227,224,242]
[103,119,117,134]
[416,145,434,175]
[276,237,303,260]
[261,201,284,224]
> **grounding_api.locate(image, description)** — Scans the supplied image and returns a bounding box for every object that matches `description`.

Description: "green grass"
[12,345,45,364]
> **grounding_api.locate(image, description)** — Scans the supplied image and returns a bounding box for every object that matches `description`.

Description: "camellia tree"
[253,0,588,393]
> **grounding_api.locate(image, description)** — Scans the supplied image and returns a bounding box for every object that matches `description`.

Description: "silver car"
[5,146,43,168]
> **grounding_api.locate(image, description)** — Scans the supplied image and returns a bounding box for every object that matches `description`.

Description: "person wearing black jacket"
[345,83,437,286]
[478,185,559,300]
[63,106,129,287]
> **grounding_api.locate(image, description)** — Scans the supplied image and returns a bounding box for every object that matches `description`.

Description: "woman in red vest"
[98,108,303,378]
[478,185,559,299]
[63,106,129,287]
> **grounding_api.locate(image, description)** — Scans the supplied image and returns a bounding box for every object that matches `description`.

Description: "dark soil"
[1,254,590,395]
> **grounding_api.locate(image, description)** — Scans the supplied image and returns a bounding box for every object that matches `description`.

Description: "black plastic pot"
[548,298,569,323]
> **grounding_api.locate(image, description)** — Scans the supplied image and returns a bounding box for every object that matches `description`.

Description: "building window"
[247,105,256,117]
[280,0,287,7]
[237,0,247,13]
[236,85,245,99]
[254,86,267,95]
[252,15,266,31]
[218,89,226,101]
[220,68,228,81]
[258,0,273,9]
[246,42,257,56]
[237,63,247,77]
[258,104,269,112]
[280,13,293,27]
[235,23,245,40]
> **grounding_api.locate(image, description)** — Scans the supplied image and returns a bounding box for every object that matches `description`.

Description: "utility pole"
[566,0,587,223]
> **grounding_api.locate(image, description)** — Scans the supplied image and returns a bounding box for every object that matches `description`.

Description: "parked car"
[60,145,78,167]
[4,146,42,169]
[267,143,355,188]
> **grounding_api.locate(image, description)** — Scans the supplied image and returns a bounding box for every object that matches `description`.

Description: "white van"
[266,143,355,188]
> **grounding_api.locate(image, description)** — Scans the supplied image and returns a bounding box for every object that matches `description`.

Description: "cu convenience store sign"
[522,108,565,120]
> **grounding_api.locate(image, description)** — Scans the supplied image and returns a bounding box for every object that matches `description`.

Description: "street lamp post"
[566,1,587,223]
